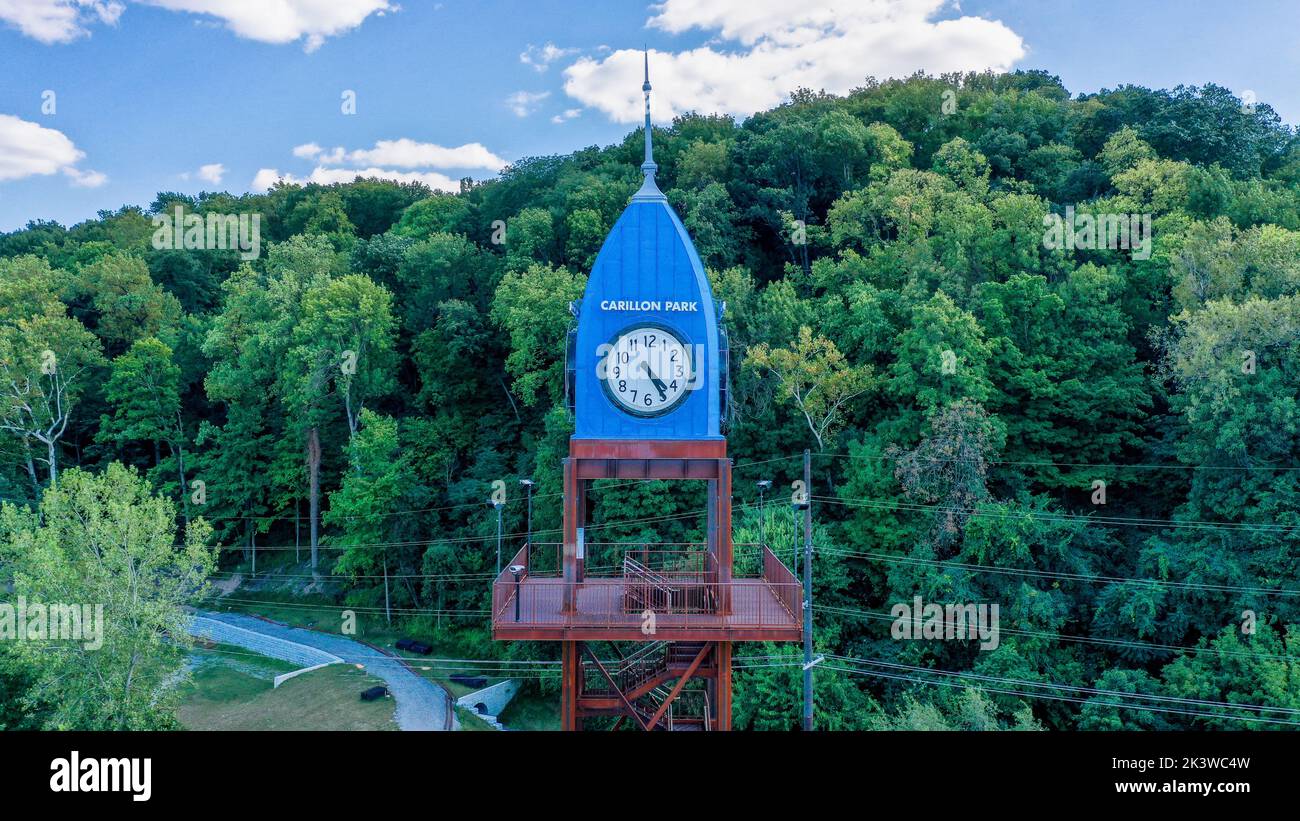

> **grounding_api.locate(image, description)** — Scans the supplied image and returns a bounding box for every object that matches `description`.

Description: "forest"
[2,70,1299,730]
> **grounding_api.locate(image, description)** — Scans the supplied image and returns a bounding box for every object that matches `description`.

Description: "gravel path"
[195,611,451,731]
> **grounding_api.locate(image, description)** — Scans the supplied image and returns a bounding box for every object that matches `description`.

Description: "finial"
[632,46,666,202]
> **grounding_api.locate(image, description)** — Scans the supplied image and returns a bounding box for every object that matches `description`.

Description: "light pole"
[490,498,505,575]
[509,564,526,622]
[520,478,535,570]
[756,480,772,555]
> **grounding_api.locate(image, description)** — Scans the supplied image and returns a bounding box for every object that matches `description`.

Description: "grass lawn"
[455,706,496,731]
[180,649,397,731]
[201,589,562,722]
[497,691,560,731]
[203,591,523,698]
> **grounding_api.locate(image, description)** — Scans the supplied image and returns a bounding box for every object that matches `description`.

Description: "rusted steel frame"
[562,458,578,610]
[573,457,722,480]
[561,641,580,731]
[583,644,649,731]
[715,641,731,731]
[645,642,712,730]
[569,439,726,460]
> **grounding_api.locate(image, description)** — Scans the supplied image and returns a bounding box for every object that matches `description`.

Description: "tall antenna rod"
[633,47,666,202]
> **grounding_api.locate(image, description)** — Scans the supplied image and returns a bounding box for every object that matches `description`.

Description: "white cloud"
[0,0,122,43]
[563,0,1025,123]
[505,90,550,118]
[250,168,286,192]
[196,162,224,184]
[551,108,582,125]
[251,166,461,193]
[291,139,504,171]
[0,0,389,50]
[520,41,577,72]
[0,113,105,186]
[252,136,507,194]
[291,142,323,160]
[320,138,506,171]
[142,0,392,51]
[63,166,108,187]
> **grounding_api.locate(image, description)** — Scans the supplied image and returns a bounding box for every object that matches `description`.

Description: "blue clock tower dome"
[568,52,726,442]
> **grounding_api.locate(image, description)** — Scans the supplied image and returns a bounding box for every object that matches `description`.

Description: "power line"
[195,478,663,523]
[206,499,770,551]
[815,451,1300,472]
[823,664,1300,726]
[817,546,1300,597]
[816,604,1300,663]
[813,494,1300,536]
[824,653,1300,715]
[210,598,489,616]
[209,569,497,581]
[822,658,1300,726]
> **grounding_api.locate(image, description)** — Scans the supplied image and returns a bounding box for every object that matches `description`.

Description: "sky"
[0,0,1297,232]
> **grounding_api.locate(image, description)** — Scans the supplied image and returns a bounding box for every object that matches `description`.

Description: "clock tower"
[491,54,801,731]
[568,55,726,441]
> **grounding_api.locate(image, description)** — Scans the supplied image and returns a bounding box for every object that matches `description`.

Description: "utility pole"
[491,499,505,575]
[790,501,802,580]
[802,448,813,731]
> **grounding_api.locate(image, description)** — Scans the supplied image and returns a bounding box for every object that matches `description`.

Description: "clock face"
[600,324,693,417]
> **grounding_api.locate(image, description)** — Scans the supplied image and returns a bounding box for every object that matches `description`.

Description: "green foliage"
[491,263,586,409]
[0,73,1297,730]
[0,463,216,729]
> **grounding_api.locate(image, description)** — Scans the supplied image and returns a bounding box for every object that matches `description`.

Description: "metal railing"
[493,577,801,630]
[492,542,803,632]
[762,545,801,620]
[524,542,772,578]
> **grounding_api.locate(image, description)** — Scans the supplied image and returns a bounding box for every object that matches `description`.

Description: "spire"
[632,47,666,202]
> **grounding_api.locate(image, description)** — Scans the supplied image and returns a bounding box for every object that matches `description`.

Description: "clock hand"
[639,361,668,401]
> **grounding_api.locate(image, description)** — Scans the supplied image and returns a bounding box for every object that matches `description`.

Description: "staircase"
[577,641,717,729]
[623,557,678,612]
[634,685,710,731]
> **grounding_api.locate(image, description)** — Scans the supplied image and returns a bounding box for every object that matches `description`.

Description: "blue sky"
[0,0,1297,232]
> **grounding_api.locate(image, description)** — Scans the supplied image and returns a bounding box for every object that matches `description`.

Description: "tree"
[491,263,586,410]
[262,236,339,571]
[395,232,499,333]
[326,410,428,623]
[199,263,286,555]
[77,253,181,354]
[745,326,873,452]
[887,399,1004,551]
[98,336,192,521]
[0,463,216,729]
[0,312,104,489]
[392,194,472,238]
[294,273,397,438]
